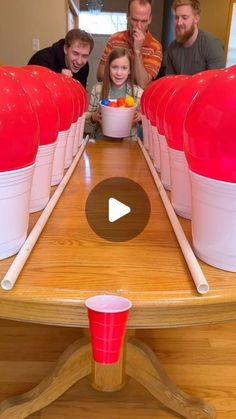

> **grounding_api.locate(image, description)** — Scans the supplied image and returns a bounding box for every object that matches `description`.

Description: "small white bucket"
[147,120,154,159]
[65,122,77,169]
[190,171,236,271]
[159,133,171,190]
[51,129,69,186]
[73,116,82,156]
[100,103,135,138]
[78,113,86,147]
[141,115,149,150]
[151,125,160,172]
[30,142,56,213]
[169,148,192,219]
[0,163,35,260]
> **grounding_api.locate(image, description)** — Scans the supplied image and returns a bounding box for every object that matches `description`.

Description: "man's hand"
[61,68,73,77]
[132,28,145,54]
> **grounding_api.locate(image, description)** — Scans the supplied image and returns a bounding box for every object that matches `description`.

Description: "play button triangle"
[108,197,131,223]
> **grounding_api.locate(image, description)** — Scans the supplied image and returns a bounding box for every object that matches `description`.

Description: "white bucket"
[73,116,81,156]
[159,133,171,190]
[30,142,56,213]
[190,171,236,271]
[78,113,86,147]
[141,115,149,150]
[100,103,135,138]
[169,148,192,219]
[151,125,160,172]
[51,129,69,186]
[147,120,154,159]
[65,122,77,169]
[0,163,35,260]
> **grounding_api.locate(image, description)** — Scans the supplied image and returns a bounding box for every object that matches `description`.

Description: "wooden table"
[0,138,236,418]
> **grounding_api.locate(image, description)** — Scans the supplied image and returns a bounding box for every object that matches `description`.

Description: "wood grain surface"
[0,138,236,328]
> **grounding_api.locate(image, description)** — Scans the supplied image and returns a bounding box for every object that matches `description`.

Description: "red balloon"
[3,66,60,145]
[164,70,221,151]
[155,75,189,134]
[22,65,73,131]
[184,68,236,182]
[0,67,39,171]
[140,80,156,115]
[74,79,88,113]
[146,76,178,125]
[59,74,81,121]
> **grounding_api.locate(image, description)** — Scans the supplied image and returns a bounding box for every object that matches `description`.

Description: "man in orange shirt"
[97,0,162,89]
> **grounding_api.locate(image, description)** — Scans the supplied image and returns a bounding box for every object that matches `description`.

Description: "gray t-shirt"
[166,29,225,75]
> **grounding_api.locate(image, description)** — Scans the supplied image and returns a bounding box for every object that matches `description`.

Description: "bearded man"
[166,0,225,75]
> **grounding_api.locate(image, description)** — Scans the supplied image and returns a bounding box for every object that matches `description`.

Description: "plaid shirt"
[86,82,143,139]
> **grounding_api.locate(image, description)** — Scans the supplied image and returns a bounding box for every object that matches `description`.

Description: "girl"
[86,48,143,139]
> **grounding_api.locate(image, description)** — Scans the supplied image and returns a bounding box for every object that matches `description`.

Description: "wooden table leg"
[0,334,216,418]
[89,344,127,392]
[126,337,216,419]
[0,338,91,419]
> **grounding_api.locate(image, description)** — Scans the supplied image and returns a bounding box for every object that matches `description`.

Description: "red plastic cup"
[85,295,132,364]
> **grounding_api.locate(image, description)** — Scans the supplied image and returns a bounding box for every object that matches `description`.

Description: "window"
[226,1,236,66]
[79,12,127,35]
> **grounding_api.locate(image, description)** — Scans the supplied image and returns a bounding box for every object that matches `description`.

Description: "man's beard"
[175,23,195,44]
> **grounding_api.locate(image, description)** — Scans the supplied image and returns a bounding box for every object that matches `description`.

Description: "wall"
[0,0,67,66]
[0,0,231,66]
[200,0,230,46]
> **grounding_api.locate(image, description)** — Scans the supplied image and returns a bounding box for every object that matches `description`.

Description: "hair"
[171,0,201,14]
[101,48,135,99]
[128,0,153,13]
[64,29,94,53]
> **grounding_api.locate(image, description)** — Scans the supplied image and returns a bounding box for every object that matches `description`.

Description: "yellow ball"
[125,95,135,107]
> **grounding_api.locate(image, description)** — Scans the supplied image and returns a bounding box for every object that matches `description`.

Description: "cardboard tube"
[138,139,209,295]
[1,136,89,291]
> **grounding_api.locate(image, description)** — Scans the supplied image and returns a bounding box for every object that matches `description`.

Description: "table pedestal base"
[0,336,215,418]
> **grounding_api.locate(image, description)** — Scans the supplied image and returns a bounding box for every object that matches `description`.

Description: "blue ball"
[101,98,109,106]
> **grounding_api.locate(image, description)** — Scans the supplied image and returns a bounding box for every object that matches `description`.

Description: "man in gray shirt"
[166,0,225,75]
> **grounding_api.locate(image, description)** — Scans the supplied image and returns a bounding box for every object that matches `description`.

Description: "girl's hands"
[133,110,142,124]
[91,110,102,124]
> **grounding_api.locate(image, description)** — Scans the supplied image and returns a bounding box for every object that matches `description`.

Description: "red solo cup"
[92,336,123,352]
[85,294,132,364]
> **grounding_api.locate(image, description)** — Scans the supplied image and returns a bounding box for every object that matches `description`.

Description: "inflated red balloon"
[59,74,81,121]
[164,70,221,151]
[140,80,156,115]
[74,79,88,113]
[184,68,236,182]
[0,67,39,171]
[23,65,73,131]
[3,66,60,145]
[146,76,177,126]
[156,75,189,134]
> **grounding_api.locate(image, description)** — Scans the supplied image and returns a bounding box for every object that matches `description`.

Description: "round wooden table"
[0,138,236,418]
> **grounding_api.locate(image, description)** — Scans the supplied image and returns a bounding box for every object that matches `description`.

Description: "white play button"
[108,197,131,223]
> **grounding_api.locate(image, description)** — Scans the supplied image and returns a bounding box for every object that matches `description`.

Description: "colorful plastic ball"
[101,98,110,106]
